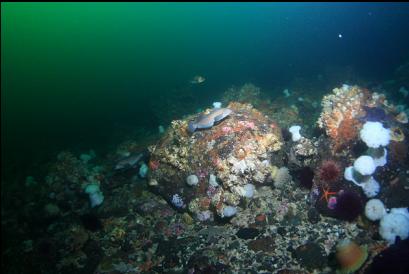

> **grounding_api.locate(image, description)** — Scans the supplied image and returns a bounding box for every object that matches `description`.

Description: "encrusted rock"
[148,102,283,218]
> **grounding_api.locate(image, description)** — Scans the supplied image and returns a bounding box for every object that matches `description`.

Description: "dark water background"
[2,2,409,181]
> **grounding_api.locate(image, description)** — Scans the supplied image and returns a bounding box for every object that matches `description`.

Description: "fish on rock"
[114,153,144,171]
[188,108,232,133]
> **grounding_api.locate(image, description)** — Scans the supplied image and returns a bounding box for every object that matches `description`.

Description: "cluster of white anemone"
[344,121,391,198]
[344,121,408,245]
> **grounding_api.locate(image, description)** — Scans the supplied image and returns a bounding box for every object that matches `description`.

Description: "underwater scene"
[2,2,409,274]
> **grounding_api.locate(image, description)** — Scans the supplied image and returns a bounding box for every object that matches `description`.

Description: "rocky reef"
[148,102,283,219]
[3,83,409,274]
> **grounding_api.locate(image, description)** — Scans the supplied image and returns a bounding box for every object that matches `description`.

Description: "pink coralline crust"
[149,160,160,171]
[238,120,256,130]
[270,122,277,129]
[222,126,233,134]
[212,156,222,167]
[197,169,208,179]
[164,223,185,237]
[206,185,218,198]
[159,207,175,218]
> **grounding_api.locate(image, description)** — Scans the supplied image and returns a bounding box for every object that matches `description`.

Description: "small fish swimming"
[188,108,232,133]
[190,75,206,84]
[114,153,144,171]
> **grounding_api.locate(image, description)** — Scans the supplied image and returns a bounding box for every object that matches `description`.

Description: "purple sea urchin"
[334,190,363,221]
[297,167,314,189]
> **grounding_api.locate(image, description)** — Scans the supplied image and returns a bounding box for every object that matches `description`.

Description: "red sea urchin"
[318,160,341,184]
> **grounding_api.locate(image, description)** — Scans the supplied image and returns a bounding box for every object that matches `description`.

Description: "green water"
[2,3,409,274]
[2,2,409,177]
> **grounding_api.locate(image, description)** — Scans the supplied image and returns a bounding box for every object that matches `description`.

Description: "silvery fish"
[190,75,206,84]
[188,108,232,133]
[114,153,143,170]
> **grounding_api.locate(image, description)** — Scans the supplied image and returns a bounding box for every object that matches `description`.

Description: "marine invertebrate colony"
[317,85,366,151]
[335,113,361,151]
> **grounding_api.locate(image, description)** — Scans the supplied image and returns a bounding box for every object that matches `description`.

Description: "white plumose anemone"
[365,199,387,221]
[289,125,302,142]
[379,208,409,244]
[353,155,376,176]
[360,121,391,148]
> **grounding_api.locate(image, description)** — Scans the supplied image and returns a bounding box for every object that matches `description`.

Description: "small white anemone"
[289,125,302,142]
[353,155,376,176]
[242,184,255,198]
[362,177,380,198]
[186,174,199,186]
[84,184,104,208]
[208,174,219,187]
[365,199,386,221]
[222,206,237,218]
[213,102,222,108]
